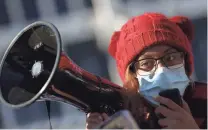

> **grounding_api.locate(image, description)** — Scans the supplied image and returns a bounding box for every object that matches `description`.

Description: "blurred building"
[0,0,207,129]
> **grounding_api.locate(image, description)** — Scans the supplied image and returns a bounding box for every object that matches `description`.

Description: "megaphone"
[0,21,125,114]
[0,21,164,129]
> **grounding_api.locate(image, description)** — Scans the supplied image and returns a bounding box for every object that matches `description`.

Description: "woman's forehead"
[144,45,177,53]
[138,45,178,59]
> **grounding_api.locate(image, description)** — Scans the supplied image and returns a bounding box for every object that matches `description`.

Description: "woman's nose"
[157,60,166,68]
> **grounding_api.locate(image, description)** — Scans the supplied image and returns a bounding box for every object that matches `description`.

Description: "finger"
[158,118,179,127]
[155,96,183,112]
[87,113,102,118]
[87,113,103,120]
[182,98,191,113]
[86,122,99,129]
[102,113,109,120]
[162,126,169,129]
[86,117,103,124]
[155,105,181,119]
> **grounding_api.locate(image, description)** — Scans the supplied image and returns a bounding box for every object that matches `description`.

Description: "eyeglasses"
[131,52,185,76]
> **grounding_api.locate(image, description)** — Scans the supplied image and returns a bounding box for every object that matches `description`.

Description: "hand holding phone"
[157,88,183,119]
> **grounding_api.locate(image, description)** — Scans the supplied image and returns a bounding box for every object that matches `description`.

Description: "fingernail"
[154,96,160,101]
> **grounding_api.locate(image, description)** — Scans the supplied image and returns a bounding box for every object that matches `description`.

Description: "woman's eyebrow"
[138,55,153,60]
[138,48,178,60]
[164,48,178,53]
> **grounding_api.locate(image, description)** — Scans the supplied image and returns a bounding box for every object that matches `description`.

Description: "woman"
[86,13,207,129]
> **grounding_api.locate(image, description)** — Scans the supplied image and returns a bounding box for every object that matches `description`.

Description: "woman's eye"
[140,61,153,67]
[165,55,175,61]
[141,62,149,66]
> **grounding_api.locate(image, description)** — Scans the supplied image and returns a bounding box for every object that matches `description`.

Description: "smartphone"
[159,88,183,107]
[96,110,139,129]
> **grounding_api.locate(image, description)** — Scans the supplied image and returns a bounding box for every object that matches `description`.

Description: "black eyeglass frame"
[130,51,186,76]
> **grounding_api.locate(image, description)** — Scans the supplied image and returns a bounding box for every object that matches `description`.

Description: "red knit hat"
[108,12,194,82]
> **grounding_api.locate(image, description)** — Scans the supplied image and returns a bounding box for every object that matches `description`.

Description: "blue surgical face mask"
[137,64,190,106]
